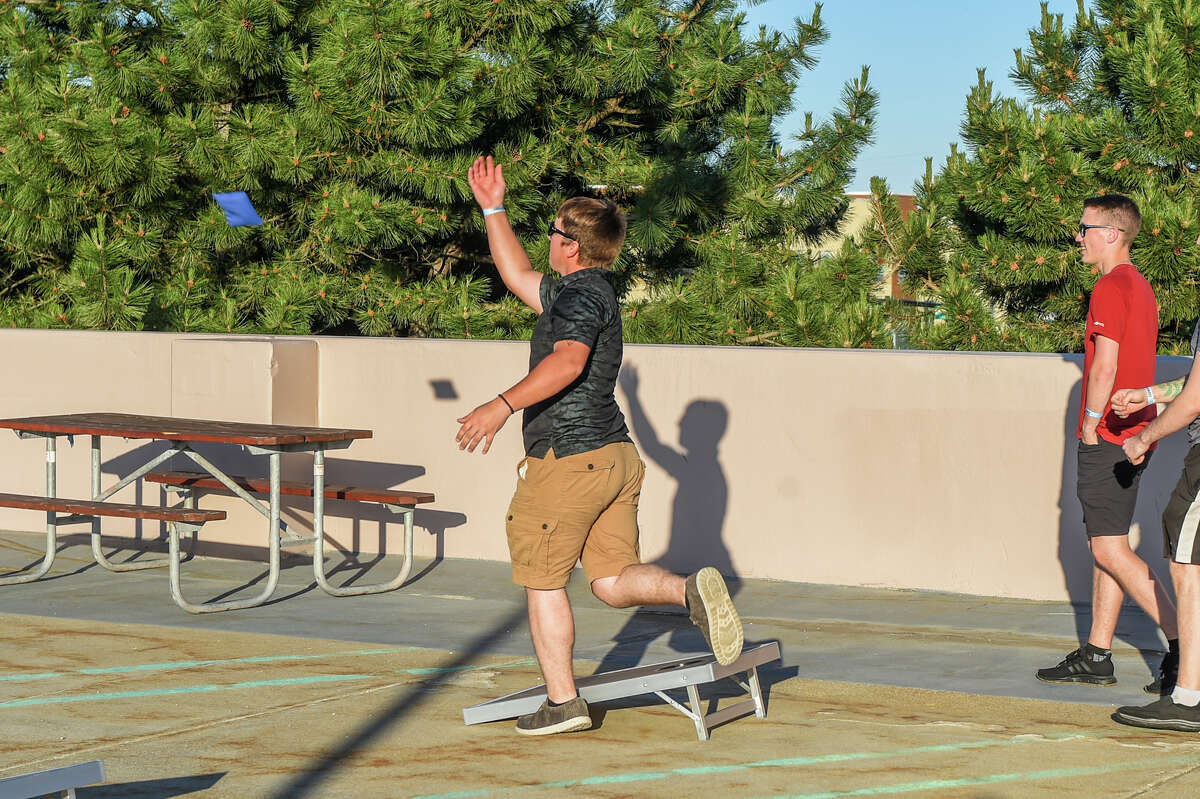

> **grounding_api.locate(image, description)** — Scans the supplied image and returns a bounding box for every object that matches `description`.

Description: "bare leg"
[1089,536,1179,648]
[526,587,578,703]
[1171,561,1200,690]
[1088,564,1125,649]
[590,563,685,608]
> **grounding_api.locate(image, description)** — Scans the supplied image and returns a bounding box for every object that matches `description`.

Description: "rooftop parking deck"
[0,532,1196,798]
[0,330,1197,795]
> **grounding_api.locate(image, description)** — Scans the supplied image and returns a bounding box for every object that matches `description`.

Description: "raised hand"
[467,155,506,210]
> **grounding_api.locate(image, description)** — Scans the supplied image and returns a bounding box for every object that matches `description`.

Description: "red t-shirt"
[1077,263,1158,444]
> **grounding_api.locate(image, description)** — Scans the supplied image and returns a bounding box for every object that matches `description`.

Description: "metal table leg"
[88,436,174,571]
[312,449,415,596]
[166,451,282,613]
[0,435,57,585]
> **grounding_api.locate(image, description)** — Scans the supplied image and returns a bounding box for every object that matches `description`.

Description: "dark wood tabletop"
[0,413,373,446]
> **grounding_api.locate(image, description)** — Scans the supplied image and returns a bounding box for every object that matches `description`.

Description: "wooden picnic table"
[0,413,431,613]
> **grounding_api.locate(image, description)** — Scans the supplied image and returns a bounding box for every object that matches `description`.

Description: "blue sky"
[741,0,1080,194]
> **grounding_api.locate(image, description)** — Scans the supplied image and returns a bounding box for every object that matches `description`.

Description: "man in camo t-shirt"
[1111,308,1200,731]
[454,155,743,736]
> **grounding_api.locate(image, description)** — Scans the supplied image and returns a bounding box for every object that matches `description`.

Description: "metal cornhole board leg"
[463,641,780,741]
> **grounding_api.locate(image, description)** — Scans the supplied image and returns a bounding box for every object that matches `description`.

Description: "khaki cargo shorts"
[505,441,644,589]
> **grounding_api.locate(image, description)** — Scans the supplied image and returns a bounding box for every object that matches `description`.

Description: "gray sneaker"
[685,567,743,666]
[515,696,592,736]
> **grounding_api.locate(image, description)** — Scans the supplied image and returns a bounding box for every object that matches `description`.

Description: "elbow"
[1092,365,1117,386]
[564,363,586,384]
[1181,397,1200,419]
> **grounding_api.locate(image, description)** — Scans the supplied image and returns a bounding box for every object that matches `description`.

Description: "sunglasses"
[548,221,577,242]
[1078,223,1125,237]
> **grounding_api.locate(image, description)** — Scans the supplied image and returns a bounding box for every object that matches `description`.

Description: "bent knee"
[590,575,625,607]
[1089,536,1134,567]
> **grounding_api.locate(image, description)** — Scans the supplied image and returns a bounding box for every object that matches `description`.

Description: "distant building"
[806,193,916,301]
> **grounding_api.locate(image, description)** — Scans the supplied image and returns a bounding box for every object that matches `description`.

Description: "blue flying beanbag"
[213,191,263,227]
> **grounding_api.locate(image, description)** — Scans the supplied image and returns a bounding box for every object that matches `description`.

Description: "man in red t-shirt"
[1037,195,1180,691]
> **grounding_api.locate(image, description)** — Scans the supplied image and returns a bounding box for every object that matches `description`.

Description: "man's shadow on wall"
[592,366,738,674]
[1057,355,1188,673]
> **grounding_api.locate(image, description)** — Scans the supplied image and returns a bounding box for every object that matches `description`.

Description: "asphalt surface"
[0,531,1196,798]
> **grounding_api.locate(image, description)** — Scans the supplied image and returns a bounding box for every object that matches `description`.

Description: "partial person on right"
[1109,303,1200,732]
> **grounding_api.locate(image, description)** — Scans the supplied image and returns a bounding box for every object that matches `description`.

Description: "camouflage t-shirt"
[521,269,631,458]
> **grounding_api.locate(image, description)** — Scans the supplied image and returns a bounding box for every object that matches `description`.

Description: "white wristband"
[1146,386,1156,406]
[1084,408,1103,419]
[482,206,506,217]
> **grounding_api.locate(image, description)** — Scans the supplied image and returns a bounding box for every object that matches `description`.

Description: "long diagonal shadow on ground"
[264,605,528,799]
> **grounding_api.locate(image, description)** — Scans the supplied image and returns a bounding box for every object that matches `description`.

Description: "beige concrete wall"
[0,328,1189,602]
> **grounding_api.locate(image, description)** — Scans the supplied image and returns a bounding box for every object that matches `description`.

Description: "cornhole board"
[0,759,104,798]
[463,641,780,741]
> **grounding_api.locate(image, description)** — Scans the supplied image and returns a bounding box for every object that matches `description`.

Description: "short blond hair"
[558,197,627,269]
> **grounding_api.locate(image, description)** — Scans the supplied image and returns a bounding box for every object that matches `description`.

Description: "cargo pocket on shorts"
[560,453,616,498]
[505,504,559,570]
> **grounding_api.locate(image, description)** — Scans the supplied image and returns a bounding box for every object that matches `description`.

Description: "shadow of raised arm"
[619,365,686,477]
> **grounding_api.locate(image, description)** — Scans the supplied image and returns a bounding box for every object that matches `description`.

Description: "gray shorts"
[1076,439,1150,537]
[1162,444,1200,564]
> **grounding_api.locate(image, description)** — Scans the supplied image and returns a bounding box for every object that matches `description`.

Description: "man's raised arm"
[467,155,544,313]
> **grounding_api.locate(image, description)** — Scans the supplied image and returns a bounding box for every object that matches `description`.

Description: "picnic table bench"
[0,413,433,613]
[145,470,434,597]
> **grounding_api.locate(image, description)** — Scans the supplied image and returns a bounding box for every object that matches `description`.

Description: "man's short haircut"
[558,197,626,269]
[1083,194,1141,243]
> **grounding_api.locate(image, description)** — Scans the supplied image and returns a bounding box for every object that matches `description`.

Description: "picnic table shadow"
[58,441,466,605]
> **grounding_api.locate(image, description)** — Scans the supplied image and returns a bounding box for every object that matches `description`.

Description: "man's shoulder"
[1107,263,1151,286]
[1097,264,1155,299]
[552,270,619,311]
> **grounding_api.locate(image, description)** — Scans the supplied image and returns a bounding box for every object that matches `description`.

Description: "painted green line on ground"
[397,659,536,676]
[407,733,1092,799]
[0,649,531,684]
[0,674,370,708]
[78,647,409,675]
[0,652,535,681]
[0,649,407,683]
[0,657,537,710]
[0,672,64,683]
[759,754,1199,798]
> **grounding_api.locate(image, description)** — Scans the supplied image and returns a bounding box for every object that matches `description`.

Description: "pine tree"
[866,0,1200,354]
[0,0,876,344]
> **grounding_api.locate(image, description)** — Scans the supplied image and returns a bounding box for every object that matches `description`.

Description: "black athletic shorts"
[1162,443,1200,564]
[1076,438,1151,537]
